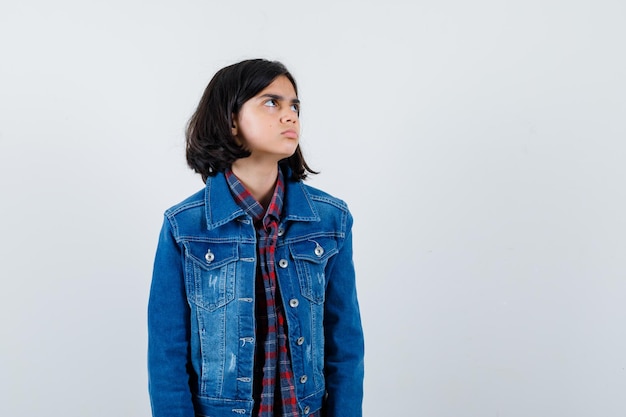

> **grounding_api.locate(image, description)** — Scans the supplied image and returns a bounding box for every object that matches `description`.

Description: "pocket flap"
[289,238,338,263]
[185,241,239,270]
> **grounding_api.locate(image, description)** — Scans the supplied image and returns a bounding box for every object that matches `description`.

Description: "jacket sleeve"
[323,211,365,417]
[147,216,196,417]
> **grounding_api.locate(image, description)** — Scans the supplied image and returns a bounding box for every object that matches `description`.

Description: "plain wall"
[1,1,625,416]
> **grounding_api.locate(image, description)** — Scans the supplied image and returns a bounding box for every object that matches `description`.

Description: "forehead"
[255,75,297,97]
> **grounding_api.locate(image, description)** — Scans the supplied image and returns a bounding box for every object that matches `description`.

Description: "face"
[232,75,300,163]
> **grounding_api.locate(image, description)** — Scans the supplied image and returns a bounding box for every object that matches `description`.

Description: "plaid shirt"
[226,169,320,417]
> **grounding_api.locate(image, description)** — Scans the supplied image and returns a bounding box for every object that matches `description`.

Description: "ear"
[231,114,238,136]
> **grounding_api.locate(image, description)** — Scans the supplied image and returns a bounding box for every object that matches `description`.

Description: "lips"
[281,129,299,139]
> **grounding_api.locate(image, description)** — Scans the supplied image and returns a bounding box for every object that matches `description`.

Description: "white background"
[1,1,625,416]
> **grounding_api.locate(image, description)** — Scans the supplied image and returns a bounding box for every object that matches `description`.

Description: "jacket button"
[314,244,324,257]
[277,227,285,236]
[303,406,311,414]
[289,298,299,308]
[296,336,305,345]
[205,249,215,263]
[278,259,289,268]
[300,375,308,384]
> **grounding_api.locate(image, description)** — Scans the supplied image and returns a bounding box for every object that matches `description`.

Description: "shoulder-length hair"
[186,59,317,183]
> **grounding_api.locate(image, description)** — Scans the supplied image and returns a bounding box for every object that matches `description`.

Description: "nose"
[280,109,298,124]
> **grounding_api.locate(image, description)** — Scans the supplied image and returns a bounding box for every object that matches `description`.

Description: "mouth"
[281,129,299,139]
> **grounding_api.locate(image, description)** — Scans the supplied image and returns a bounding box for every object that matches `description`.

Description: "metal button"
[278,259,288,268]
[300,375,308,384]
[303,406,310,414]
[314,243,324,257]
[205,249,215,263]
[289,298,299,308]
[277,227,285,236]
[296,337,305,345]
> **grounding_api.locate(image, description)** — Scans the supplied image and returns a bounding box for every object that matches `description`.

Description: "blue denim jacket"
[148,172,364,417]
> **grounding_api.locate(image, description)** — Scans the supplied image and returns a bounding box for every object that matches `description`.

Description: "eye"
[264,99,277,107]
[291,103,300,113]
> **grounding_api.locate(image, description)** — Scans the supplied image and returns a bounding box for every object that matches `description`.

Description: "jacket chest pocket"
[184,241,238,311]
[289,238,338,304]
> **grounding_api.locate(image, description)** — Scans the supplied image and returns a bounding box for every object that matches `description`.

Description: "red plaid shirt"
[226,169,319,417]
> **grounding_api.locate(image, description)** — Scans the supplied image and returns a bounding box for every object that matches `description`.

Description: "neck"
[231,160,279,208]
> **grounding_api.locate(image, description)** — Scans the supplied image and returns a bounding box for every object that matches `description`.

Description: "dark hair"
[186,59,317,183]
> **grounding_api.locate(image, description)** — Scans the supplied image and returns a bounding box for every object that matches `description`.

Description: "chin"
[280,146,299,158]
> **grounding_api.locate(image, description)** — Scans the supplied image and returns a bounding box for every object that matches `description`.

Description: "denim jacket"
[148,172,364,417]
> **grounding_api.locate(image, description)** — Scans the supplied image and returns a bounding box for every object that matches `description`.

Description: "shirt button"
[296,337,305,345]
[278,259,289,268]
[303,406,311,414]
[300,375,308,384]
[289,298,299,308]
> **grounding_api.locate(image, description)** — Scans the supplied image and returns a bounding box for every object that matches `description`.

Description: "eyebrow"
[258,93,300,105]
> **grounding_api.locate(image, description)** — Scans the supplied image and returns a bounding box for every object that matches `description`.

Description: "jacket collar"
[204,171,319,230]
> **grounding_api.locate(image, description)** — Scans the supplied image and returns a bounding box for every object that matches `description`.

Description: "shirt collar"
[225,168,284,229]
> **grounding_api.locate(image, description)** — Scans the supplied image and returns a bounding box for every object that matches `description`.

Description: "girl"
[148,59,364,417]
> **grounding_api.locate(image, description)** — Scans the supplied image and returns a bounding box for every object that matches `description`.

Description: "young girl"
[148,59,364,417]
